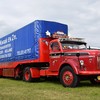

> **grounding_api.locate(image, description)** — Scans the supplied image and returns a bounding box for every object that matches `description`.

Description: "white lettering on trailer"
[17,48,31,56]
[0,50,3,54]
[0,53,12,59]
[0,44,11,50]
[0,34,17,46]
[0,34,17,59]
[11,34,17,41]
[4,48,13,53]
[0,38,7,45]
[7,37,12,42]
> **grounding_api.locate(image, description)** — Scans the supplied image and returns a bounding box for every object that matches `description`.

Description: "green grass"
[0,78,100,100]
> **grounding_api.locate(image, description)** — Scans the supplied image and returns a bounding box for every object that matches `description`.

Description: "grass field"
[0,78,100,100]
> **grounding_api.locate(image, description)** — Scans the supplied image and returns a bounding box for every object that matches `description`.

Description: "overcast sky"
[0,0,100,47]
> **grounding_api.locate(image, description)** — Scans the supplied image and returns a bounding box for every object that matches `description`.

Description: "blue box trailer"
[0,20,68,63]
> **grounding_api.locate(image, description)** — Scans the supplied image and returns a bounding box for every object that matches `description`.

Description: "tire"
[14,68,22,80]
[60,66,80,87]
[90,78,100,85]
[23,67,33,82]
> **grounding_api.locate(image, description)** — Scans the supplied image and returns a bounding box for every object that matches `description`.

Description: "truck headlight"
[80,60,84,66]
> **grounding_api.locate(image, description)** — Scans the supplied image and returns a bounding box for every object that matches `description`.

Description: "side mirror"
[89,46,91,50]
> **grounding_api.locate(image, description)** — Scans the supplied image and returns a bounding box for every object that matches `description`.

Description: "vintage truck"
[0,20,100,87]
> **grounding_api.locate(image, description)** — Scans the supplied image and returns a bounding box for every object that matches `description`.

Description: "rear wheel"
[23,67,33,82]
[60,66,80,87]
[14,67,22,80]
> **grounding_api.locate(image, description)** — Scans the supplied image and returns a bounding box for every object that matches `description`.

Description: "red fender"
[30,68,40,78]
[60,58,80,74]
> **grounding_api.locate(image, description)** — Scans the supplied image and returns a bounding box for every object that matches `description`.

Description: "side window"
[50,42,60,51]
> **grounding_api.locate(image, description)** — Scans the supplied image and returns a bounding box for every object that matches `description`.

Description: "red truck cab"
[45,35,100,87]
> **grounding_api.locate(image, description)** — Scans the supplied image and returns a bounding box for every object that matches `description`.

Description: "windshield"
[61,41,87,50]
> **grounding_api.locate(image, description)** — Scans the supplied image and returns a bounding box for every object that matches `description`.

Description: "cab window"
[50,42,60,51]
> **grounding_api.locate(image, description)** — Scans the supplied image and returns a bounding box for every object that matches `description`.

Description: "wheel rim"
[63,71,74,85]
[25,71,30,81]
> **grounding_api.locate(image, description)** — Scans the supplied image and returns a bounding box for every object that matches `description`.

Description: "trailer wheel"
[14,67,22,80]
[23,67,33,82]
[60,66,80,87]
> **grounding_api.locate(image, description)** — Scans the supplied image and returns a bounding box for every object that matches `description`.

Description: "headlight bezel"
[80,60,84,66]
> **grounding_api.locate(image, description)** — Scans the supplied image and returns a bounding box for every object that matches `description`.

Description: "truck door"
[49,41,63,71]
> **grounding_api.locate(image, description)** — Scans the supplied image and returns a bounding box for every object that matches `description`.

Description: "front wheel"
[60,66,80,87]
[90,78,100,84]
[23,67,33,82]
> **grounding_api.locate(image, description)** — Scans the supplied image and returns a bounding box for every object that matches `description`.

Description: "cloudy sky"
[0,0,100,47]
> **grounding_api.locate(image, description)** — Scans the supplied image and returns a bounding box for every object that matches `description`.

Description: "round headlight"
[80,60,84,66]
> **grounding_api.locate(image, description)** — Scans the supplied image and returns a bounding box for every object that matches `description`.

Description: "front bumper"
[78,71,100,75]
